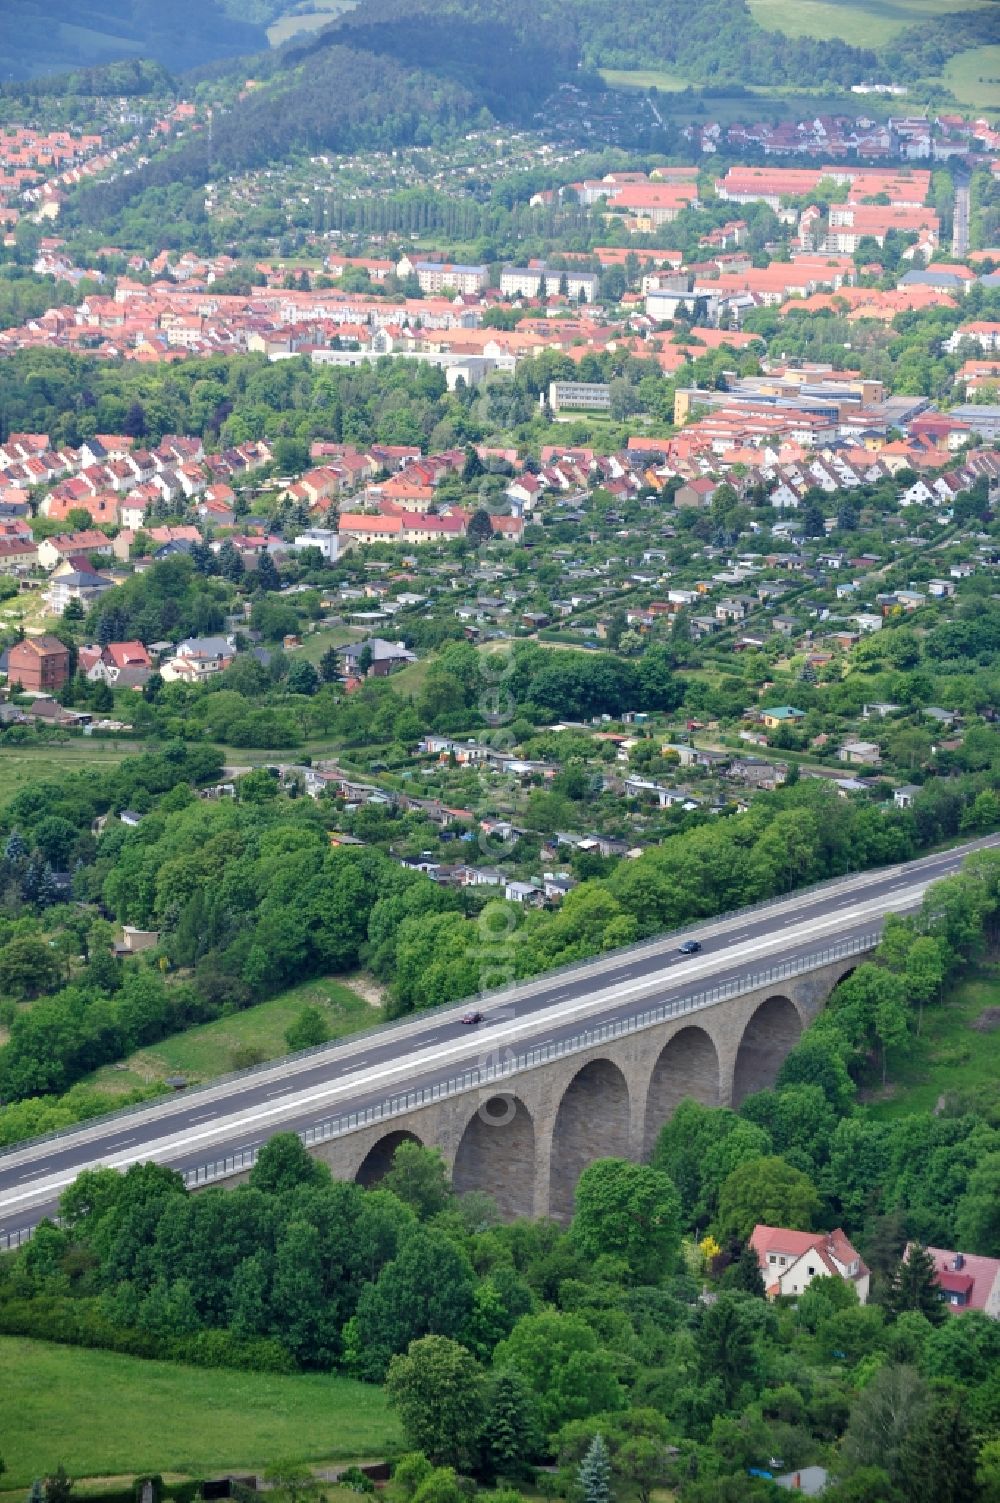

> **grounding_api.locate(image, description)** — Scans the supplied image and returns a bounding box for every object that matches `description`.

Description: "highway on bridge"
[0,835,996,1240]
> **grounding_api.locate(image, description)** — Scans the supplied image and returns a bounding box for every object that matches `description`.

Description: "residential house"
[293,528,347,562]
[159,635,235,683]
[46,565,113,615]
[6,634,71,692]
[101,641,152,686]
[36,530,114,570]
[918,1246,1000,1318]
[838,740,881,766]
[342,638,416,678]
[761,705,806,730]
[339,513,405,547]
[0,535,38,572]
[675,476,718,509]
[751,1224,870,1304]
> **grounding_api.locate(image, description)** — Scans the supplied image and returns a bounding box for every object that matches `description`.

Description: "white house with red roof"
[918,1246,1000,1318]
[36,530,114,570]
[750,1224,870,1303]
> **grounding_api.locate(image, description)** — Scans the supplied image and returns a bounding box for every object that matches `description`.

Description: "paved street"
[1,835,996,1240]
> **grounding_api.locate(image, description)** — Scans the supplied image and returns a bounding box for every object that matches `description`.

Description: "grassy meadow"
[747,0,992,47]
[0,741,143,808]
[866,963,1000,1121]
[599,68,692,92]
[87,975,378,1095]
[266,0,357,45]
[0,1336,400,1486]
[941,44,1000,108]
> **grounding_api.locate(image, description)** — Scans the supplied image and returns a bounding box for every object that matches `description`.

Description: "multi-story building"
[396,258,489,295]
[547,381,612,414]
[7,633,71,692]
[500,265,600,302]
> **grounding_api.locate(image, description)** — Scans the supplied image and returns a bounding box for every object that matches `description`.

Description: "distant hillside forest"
[280,0,876,91]
[69,4,575,233]
[5,0,1000,92]
[0,0,265,83]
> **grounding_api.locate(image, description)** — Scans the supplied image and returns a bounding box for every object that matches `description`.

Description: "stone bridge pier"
[306,955,853,1221]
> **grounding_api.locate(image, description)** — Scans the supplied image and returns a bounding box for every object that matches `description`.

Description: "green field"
[599,68,692,92]
[747,0,991,47]
[88,975,378,1094]
[293,621,366,666]
[866,963,1000,1121]
[0,742,142,808]
[56,20,145,60]
[599,73,884,122]
[941,44,1000,108]
[0,1337,400,1485]
[381,654,433,698]
[266,0,357,45]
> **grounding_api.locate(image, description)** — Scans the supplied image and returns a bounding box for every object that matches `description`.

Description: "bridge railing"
[0,1225,34,1251]
[0,849,915,1165]
[180,928,879,1193]
[0,927,878,1245]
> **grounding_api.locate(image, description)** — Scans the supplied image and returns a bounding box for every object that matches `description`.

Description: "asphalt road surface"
[1,834,996,1240]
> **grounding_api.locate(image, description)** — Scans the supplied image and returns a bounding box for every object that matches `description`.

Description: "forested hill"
[278,0,999,91]
[552,0,879,87]
[280,0,579,122]
[6,0,997,90]
[71,44,482,231]
[71,4,578,231]
[0,0,266,83]
[280,0,875,92]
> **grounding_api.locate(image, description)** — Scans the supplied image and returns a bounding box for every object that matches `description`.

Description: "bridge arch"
[549,1057,630,1222]
[644,1025,720,1157]
[732,994,802,1106]
[354,1129,423,1187]
[453,1093,535,1219]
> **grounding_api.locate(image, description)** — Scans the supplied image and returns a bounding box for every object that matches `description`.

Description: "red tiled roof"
[923,1246,1000,1314]
[752,1226,821,1259]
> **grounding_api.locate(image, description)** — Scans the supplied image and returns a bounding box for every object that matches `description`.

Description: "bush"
[231,1044,266,1070]
[339,1468,376,1494]
[284,1006,330,1052]
[0,1293,295,1373]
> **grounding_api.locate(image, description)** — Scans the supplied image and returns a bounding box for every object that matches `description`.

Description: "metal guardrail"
[0,1225,33,1250]
[0,852,917,1163]
[181,929,879,1192]
[0,927,876,1248]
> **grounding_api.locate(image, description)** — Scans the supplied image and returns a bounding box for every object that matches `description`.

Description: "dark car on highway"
[677,940,702,955]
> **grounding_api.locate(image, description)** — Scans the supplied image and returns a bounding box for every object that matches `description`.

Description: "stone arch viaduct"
[299,954,856,1221]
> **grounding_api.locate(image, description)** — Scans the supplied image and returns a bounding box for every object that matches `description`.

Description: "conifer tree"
[886,1244,945,1325]
[579,1434,611,1503]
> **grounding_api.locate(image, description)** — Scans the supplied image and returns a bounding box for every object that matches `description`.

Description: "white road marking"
[0,881,932,1216]
[4,837,997,1213]
[7,842,989,1181]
